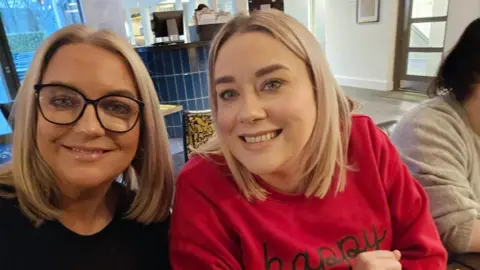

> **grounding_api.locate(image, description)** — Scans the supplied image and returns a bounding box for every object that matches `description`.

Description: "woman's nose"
[72,105,105,136]
[237,93,267,124]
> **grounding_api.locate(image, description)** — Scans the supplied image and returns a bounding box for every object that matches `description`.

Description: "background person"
[392,18,480,253]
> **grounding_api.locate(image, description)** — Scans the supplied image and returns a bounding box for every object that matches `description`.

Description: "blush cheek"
[36,116,67,150]
[216,110,236,138]
[114,126,140,158]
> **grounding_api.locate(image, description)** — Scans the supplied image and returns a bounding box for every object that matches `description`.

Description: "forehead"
[41,43,137,97]
[214,32,305,78]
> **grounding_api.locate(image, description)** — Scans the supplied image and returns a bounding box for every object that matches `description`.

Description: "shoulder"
[394,96,466,137]
[0,185,18,214]
[0,186,33,236]
[348,114,400,170]
[350,114,379,136]
[176,154,241,203]
[392,96,469,150]
[349,114,387,151]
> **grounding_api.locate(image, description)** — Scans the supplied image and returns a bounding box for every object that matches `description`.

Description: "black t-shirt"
[0,185,170,270]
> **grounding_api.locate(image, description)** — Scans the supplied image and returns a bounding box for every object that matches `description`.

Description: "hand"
[353,250,402,270]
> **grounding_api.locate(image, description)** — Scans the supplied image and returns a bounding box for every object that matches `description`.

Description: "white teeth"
[71,147,104,154]
[243,131,279,144]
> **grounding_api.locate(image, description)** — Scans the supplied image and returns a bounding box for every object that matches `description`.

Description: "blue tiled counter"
[136,42,211,138]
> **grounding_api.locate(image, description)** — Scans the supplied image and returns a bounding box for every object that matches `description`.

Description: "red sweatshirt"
[170,115,447,269]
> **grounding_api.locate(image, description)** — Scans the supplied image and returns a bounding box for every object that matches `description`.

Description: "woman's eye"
[50,96,78,108]
[104,103,132,114]
[263,80,283,91]
[219,90,239,101]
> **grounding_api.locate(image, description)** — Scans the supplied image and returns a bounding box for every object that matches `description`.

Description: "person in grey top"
[392,18,480,253]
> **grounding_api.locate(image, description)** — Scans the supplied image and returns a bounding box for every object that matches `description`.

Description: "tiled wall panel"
[137,45,210,138]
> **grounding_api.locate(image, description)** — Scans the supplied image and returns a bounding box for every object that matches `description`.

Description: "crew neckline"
[50,214,118,239]
[253,175,308,202]
[46,182,132,239]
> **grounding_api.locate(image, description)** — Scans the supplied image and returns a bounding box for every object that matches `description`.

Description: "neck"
[463,88,480,135]
[260,166,304,194]
[57,181,117,235]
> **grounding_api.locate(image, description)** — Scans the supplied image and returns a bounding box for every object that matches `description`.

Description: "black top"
[0,184,170,270]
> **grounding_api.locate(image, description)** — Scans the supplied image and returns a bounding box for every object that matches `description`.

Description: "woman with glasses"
[0,25,173,269]
[169,10,447,269]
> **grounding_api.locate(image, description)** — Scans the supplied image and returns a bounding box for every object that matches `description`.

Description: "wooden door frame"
[394,0,450,90]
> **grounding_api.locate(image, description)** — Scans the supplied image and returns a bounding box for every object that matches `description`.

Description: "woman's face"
[37,43,140,192]
[214,32,317,177]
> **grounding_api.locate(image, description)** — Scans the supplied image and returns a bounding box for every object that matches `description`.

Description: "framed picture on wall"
[357,0,380,23]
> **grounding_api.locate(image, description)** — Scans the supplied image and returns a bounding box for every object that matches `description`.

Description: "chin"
[58,167,116,189]
[237,157,283,177]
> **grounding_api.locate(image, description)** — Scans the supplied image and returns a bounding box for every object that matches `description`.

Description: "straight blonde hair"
[0,25,174,225]
[196,10,352,201]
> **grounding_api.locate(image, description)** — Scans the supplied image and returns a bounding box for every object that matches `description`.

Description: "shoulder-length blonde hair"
[197,9,352,201]
[0,25,173,225]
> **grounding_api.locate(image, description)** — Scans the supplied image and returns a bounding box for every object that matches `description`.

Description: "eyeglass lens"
[37,85,140,132]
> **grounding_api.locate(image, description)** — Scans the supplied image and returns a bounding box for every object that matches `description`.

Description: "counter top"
[135,41,210,52]
[160,104,183,116]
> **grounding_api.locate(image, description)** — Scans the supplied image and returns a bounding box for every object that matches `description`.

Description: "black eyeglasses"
[34,83,144,133]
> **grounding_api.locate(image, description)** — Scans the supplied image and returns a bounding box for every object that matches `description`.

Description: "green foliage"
[6,31,44,53]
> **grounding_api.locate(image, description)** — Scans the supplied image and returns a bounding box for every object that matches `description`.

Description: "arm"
[391,111,478,253]
[169,167,242,270]
[374,126,447,269]
[471,220,480,251]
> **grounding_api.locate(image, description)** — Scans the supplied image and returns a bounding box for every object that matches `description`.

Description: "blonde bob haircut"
[196,9,352,201]
[0,25,174,225]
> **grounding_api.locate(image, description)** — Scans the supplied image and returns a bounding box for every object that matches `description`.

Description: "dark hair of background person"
[428,18,480,102]
[196,4,208,11]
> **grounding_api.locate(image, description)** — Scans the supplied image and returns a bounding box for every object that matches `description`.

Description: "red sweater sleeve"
[371,123,447,268]
[169,159,242,270]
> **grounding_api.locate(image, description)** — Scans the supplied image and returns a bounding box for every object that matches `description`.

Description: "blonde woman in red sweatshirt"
[170,9,447,270]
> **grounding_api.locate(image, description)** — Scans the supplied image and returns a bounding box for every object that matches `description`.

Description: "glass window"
[412,0,449,18]
[407,52,443,77]
[0,0,84,82]
[409,21,446,48]
[0,66,9,103]
[216,0,233,14]
[156,4,175,12]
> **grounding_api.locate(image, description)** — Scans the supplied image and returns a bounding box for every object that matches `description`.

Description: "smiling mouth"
[63,145,112,155]
[240,129,282,143]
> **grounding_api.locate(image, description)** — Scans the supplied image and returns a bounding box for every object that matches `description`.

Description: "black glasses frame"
[34,83,144,133]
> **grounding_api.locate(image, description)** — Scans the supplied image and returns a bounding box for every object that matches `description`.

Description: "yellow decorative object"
[183,110,215,161]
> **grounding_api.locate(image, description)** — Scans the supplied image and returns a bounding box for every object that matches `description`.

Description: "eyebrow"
[43,81,137,99]
[106,89,137,99]
[214,76,235,86]
[255,64,290,78]
[214,64,290,86]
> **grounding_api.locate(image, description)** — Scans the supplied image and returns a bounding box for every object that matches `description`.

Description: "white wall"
[313,0,326,48]
[234,0,248,14]
[325,0,399,91]
[284,0,310,29]
[81,0,128,39]
[444,0,480,53]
